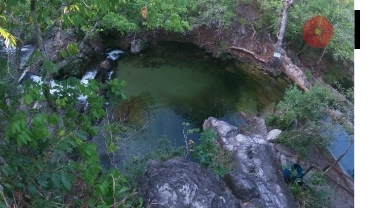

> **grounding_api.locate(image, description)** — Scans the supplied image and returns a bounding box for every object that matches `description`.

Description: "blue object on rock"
[283,163,304,184]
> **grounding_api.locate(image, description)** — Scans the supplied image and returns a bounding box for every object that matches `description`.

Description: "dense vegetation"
[267,84,353,158]
[1,0,354,207]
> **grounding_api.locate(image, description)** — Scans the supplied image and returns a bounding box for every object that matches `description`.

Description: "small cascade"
[104,49,124,81]
[15,46,125,112]
[80,70,98,85]
[78,69,98,103]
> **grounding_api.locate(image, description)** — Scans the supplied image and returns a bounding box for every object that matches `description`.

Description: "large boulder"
[139,158,242,208]
[203,117,298,208]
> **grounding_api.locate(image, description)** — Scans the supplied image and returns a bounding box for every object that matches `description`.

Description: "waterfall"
[13,46,125,111]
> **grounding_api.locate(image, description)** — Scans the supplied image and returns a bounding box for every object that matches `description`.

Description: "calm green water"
[104,42,286,167]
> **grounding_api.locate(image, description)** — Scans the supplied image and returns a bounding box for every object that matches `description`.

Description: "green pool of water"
[103,42,286,167]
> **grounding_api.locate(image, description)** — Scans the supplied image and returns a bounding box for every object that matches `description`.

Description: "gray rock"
[139,158,242,208]
[239,112,268,137]
[274,144,297,157]
[231,143,297,208]
[130,39,143,54]
[266,129,282,142]
[203,117,239,139]
[225,170,260,201]
[280,154,287,166]
[204,117,297,208]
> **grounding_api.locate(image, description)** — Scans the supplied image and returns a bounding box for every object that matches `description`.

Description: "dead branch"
[228,46,267,63]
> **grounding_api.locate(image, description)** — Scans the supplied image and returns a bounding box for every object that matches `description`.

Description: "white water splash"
[107,71,114,80]
[30,75,42,85]
[22,70,98,107]
[81,70,98,85]
[106,49,124,61]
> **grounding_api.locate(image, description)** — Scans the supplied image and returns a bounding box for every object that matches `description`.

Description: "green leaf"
[75,130,88,140]
[138,197,144,205]
[3,183,14,190]
[16,183,25,189]
[14,122,21,132]
[96,205,110,208]
[115,186,129,197]
[37,173,50,188]
[47,114,59,125]
[16,137,22,147]
[18,134,27,145]
[2,166,14,177]
[21,131,32,141]
[24,94,33,105]
[28,185,38,195]
[52,173,61,189]
[61,171,71,190]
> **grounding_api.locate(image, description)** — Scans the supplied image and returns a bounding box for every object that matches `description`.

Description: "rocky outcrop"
[203,117,297,208]
[96,58,112,83]
[139,116,298,208]
[139,158,242,208]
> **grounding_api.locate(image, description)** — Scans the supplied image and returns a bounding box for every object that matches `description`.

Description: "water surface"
[105,42,285,166]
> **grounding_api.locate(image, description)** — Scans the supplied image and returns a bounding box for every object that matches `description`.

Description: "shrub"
[190,128,232,177]
[267,84,335,157]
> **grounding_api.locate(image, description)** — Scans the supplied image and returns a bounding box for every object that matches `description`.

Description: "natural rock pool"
[97,42,288,168]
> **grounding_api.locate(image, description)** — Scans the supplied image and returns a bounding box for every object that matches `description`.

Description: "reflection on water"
[106,42,286,167]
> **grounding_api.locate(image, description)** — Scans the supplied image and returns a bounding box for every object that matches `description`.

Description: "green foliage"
[255,0,282,32]
[59,43,80,58]
[304,70,313,82]
[100,12,138,34]
[289,171,330,208]
[0,68,136,207]
[188,0,237,29]
[103,79,127,104]
[275,123,334,158]
[270,85,332,129]
[323,66,353,88]
[146,136,187,162]
[190,128,232,177]
[267,85,335,157]
[129,0,193,32]
[0,27,16,47]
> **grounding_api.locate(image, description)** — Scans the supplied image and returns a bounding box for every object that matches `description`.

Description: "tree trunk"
[270,0,294,68]
[274,0,294,57]
[30,0,46,57]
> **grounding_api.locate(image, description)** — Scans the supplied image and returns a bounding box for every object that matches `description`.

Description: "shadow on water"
[103,41,288,168]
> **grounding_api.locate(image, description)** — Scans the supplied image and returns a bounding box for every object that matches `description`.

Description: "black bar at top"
[355,10,360,49]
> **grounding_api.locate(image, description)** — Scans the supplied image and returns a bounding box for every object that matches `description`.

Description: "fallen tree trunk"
[280,55,309,92]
